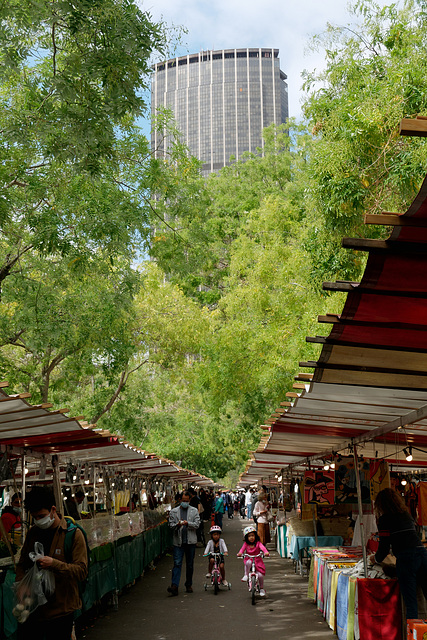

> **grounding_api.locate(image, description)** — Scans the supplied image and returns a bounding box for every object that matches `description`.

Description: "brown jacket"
[16,516,88,620]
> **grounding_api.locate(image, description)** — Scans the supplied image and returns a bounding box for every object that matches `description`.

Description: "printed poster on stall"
[304,470,335,505]
[370,460,390,501]
[335,456,371,503]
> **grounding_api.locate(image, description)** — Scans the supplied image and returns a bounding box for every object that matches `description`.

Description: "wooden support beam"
[342,237,427,254]
[295,373,313,381]
[364,213,427,228]
[318,314,340,324]
[323,281,358,292]
[286,392,300,398]
[400,117,427,137]
[306,336,327,344]
[280,401,292,406]
[322,282,427,298]
[293,383,306,390]
[0,381,9,388]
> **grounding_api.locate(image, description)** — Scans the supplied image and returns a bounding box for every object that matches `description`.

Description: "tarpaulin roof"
[0,388,213,486]
[240,118,427,485]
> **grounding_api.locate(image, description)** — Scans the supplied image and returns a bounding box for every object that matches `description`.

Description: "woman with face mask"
[1,492,22,540]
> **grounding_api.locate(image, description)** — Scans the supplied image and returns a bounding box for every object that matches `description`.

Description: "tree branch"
[90,359,149,424]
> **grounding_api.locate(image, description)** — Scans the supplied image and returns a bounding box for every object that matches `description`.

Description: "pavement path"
[79,515,333,640]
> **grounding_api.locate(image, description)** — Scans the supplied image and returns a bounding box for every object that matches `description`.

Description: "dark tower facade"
[151,48,288,175]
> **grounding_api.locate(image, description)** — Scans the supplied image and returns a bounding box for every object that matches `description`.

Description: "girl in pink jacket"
[237,525,269,596]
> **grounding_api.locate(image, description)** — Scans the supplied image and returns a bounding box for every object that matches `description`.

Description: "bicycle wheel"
[213,573,219,595]
[251,575,256,605]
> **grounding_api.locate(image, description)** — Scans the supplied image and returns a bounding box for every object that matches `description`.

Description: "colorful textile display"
[417,482,427,526]
[335,457,371,504]
[309,547,402,640]
[336,572,349,640]
[357,578,402,640]
[370,460,390,501]
[304,470,335,505]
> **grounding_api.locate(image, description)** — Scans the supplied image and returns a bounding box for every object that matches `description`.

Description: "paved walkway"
[79,516,333,640]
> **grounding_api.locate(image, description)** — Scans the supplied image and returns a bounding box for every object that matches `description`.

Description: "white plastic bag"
[12,542,55,623]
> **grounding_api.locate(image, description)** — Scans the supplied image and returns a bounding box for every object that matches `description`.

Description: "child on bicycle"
[237,525,270,596]
[204,525,229,586]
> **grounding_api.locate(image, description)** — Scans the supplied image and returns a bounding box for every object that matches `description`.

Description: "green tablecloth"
[2,522,172,639]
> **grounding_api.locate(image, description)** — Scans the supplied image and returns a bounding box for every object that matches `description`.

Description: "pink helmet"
[210,525,222,534]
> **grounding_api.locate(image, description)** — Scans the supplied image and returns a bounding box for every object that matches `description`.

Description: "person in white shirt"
[245,489,253,520]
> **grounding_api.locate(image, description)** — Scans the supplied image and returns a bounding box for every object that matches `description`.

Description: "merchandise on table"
[309,547,402,640]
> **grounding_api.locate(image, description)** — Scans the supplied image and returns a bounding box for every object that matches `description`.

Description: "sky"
[142,0,395,120]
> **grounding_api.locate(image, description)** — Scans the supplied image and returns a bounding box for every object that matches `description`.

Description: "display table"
[290,535,343,574]
[309,547,402,640]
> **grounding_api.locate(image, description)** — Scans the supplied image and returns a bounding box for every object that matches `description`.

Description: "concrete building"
[151,47,288,175]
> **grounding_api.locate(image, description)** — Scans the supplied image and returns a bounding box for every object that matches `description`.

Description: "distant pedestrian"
[167,491,200,596]
[214,492,225,528]
[245,488,253,520]
[253,490,271,545]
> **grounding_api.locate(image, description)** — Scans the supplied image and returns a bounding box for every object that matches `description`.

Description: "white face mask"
[12,507,21,515]
[34,512,54,529]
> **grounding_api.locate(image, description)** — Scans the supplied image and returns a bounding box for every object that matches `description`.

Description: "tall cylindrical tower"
[151,48,288,175]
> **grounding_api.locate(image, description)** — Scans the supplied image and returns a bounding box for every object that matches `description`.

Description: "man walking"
[167,491,200,596]
[15,485,88,639]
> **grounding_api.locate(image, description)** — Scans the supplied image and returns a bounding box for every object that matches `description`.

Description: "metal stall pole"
[21,451,26,546]
[353,443,368,578]
[52,455,64,516]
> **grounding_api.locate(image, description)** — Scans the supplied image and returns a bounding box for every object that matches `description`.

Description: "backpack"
[63,517,91,594]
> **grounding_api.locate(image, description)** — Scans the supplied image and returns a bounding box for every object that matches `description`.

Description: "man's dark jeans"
[214,512,223,528]
[17,612,74,640]
[396,547,427,619]
[172,543,196,588]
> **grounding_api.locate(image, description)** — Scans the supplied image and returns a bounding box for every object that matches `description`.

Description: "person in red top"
[1,492,22,539]
[237,525,269,597]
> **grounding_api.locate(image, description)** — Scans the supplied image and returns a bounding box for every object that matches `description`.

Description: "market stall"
[238,117,427,639]
[0,390,214,638]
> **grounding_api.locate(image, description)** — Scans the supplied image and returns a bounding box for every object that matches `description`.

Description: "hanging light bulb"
[401,478,407,486]
[404,447,413,462]
[330,462,335,470]
[323,462,330,471]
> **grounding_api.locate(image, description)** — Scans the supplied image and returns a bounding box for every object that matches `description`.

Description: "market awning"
[241,117,427,484]
[0,387,213,486]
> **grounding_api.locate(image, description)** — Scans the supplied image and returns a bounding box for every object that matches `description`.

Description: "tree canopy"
[3,0,427,482]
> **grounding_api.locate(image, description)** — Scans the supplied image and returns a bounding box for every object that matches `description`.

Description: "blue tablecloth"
[290,535,343,559]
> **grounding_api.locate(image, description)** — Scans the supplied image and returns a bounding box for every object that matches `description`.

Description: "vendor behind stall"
[369,487,427,619]
[1,492,21,540]
[64,489,85,521]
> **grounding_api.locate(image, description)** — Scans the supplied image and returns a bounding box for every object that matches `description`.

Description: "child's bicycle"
[240,552,264,605]
[203,552,231,595]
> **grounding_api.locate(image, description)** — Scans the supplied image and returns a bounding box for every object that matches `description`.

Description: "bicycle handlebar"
[239,552,264,558]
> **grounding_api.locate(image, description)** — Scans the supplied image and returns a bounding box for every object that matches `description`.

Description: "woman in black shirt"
[370,487,427,619]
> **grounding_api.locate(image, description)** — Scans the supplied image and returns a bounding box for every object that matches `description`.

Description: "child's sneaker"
[205,573,211,578]
[222,579,228,587]
[241,575,248,582]
[259,589,266,597]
